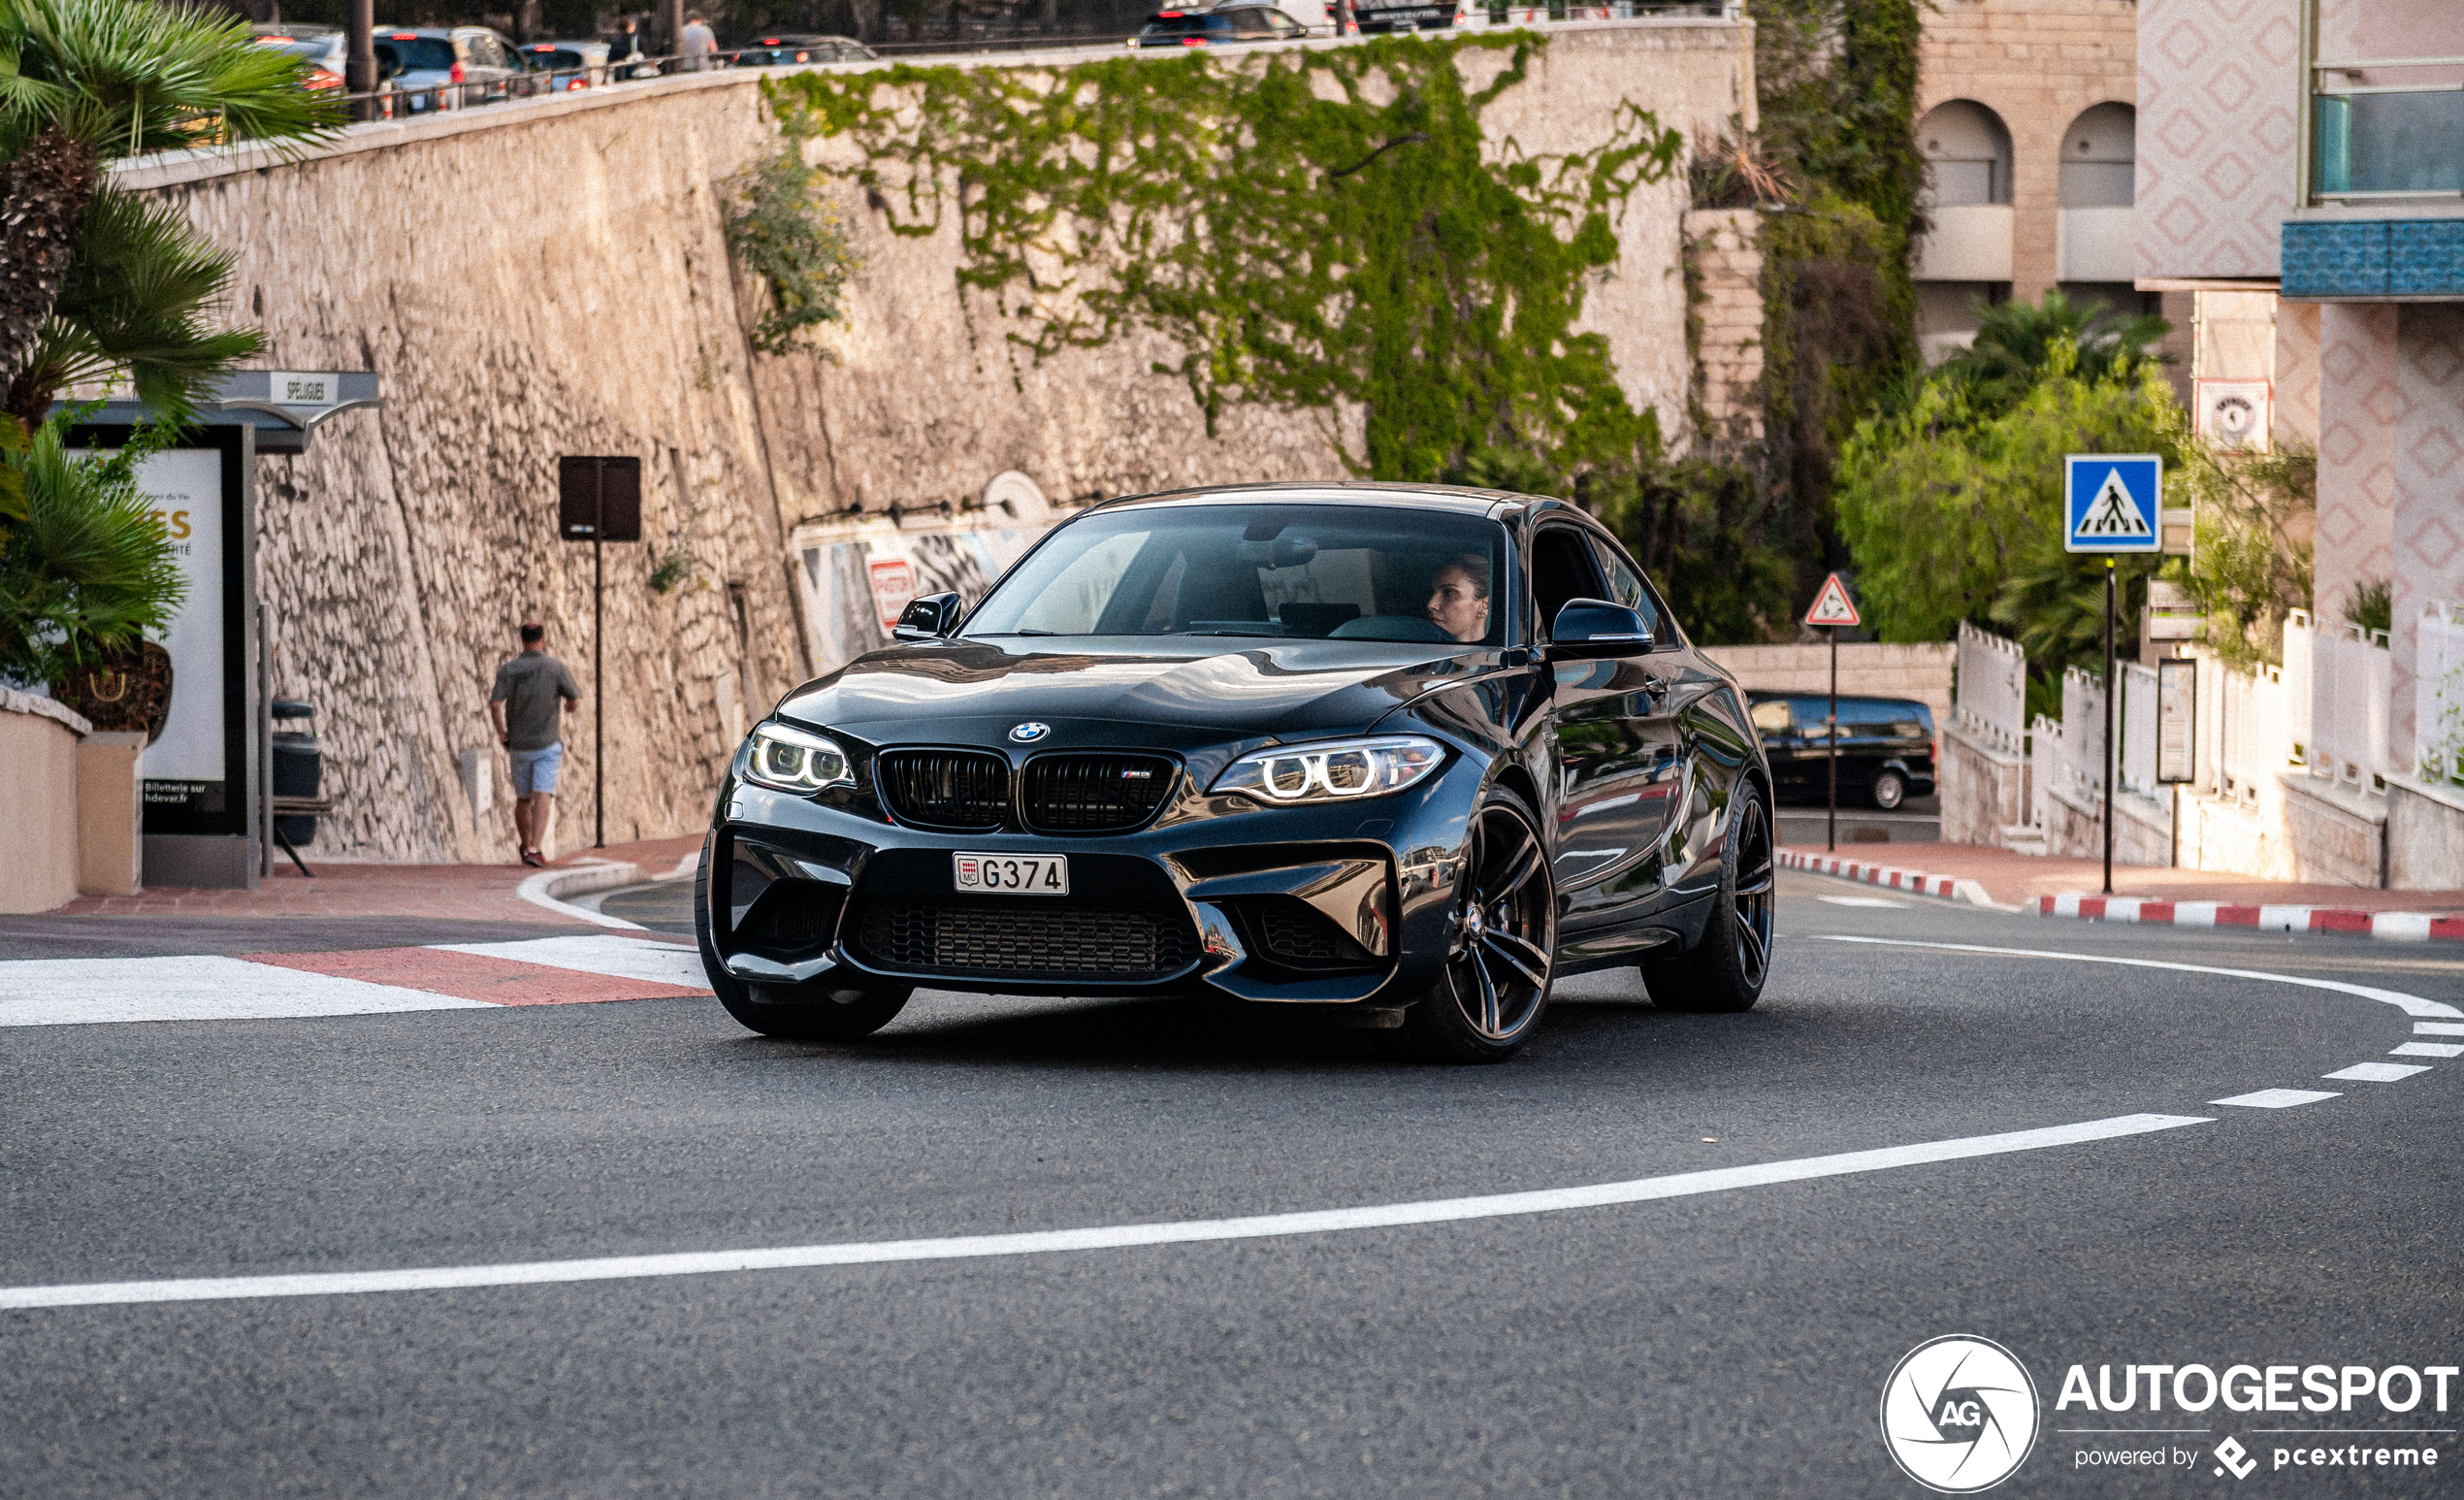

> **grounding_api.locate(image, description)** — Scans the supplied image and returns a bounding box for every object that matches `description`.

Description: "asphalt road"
[3,876,2458,1498]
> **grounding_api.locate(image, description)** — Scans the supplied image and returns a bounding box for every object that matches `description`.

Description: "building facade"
[2138,0,2464,884]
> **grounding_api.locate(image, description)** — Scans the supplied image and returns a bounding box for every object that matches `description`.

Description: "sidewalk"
[54,836,703,925]
[1780,841,2464,940]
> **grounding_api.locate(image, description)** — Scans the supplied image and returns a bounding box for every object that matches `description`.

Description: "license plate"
[953,853,1069,896]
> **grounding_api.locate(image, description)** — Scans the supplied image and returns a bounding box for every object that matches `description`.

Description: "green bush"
[0,418,184,688]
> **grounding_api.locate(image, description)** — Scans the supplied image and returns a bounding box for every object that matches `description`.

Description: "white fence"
[2312,622,2394,789]
[2200,653,2290,806]
[2119,662,2158,796]
[2029,712,2062,831]
[1954,621,2026,756]
[2283,609,2314,764]
[2416,601,2464,788]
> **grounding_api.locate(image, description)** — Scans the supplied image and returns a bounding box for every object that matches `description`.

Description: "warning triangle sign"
[2079,468,2153,537]
[1805,571,1861,628]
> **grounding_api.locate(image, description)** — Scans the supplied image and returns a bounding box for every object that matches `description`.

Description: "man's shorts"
[510,743,565,797]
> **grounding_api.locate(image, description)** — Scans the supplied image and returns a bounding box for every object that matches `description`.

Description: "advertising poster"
[133,448,228,799]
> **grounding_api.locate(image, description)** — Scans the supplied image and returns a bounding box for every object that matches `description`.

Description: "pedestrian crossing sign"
[2064,455,2163,553]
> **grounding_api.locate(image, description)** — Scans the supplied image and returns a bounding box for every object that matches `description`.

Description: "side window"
[1790,697,1833,741]
[1749,698,1792,737]
[1233,8,1275,32]
[1529,526,1606,636]
[469,33,504,67]
[1587,536,1662,639]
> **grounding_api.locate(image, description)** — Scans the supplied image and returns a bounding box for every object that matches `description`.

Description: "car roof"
[1087,480,1558,522]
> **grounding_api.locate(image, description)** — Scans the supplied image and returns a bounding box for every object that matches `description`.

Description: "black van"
[1745,692,1936,810]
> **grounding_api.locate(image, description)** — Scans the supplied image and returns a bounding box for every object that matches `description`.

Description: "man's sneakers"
[520,849,545,867]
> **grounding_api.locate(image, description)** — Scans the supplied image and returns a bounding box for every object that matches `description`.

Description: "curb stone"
[2034,892,2464,944]
[1775,849,1997,907]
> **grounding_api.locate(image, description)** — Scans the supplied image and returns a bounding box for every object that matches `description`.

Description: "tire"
[695,837,912,1041]
[1639,778,1774,1014]
[1870,768,1907,810]
[1393,786,1557,1063]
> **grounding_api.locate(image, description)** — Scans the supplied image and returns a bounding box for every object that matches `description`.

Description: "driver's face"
[1426,567,1490,643]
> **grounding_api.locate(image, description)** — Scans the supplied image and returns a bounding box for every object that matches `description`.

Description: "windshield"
[967,504,1507,646]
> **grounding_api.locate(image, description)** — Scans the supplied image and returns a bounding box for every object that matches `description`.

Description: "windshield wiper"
[1173,629,1284,638]
[978,629,1059,636]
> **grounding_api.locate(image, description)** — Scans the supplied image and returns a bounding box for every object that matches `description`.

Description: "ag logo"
[1879,1335,2039,1492]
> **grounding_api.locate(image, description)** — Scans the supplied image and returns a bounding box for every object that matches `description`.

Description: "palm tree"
[0,0,340,428]
[1935,288,2169,417]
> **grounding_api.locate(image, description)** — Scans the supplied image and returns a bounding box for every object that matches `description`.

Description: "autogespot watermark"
[1880,1336,2042,1492]
[1881,1339,2459,1488]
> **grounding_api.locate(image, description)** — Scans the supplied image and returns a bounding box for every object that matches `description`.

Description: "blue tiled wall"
[2283,218,2464,299]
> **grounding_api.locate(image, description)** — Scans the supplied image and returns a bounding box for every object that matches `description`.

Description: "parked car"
[698,482,1777,1060]
[515,40,610,90]
[1129,3,1311,47]
[1747,691,1936,810]
[254,29,347,93]
[372,26,526,113]
[729,33,879,65]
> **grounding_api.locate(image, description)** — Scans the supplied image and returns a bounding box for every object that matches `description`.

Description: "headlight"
[743,721,854,793]
[1209,734,1445,804]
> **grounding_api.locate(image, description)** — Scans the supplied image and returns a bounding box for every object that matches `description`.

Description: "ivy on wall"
[762,35,1681,484]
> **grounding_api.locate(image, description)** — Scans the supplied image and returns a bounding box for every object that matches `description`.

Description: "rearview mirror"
[1548,598,1653,659]
[893,591,962,641]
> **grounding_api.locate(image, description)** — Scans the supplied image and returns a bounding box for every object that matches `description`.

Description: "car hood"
[774,636,1495,747]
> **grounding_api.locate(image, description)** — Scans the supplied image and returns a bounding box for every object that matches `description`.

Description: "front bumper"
[705,750,1481,1006]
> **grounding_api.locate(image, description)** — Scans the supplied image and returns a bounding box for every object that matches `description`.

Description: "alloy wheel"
[1446,801,1555,1041]
[1731,795,1775,988]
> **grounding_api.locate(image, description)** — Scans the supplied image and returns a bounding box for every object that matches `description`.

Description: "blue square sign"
[2064,454,2163,553]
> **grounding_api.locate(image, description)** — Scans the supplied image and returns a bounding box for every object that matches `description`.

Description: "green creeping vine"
[763,35,1681,482]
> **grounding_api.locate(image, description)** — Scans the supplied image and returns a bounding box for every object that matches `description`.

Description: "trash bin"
[272,698,321,848]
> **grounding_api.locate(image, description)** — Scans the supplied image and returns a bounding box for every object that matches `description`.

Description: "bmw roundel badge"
[1008,722,1052,743]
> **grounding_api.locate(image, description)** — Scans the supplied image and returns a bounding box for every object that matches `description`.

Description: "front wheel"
[695,839,912,1040]
[1640,779,1773,1014]
[1394,788,1557,1063]
[1870,768,1907,810]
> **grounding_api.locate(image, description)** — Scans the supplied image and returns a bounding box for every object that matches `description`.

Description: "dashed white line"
[2209,1089,2342,1109]
[2415,1022,2464,1036]
[1816,936,2464,1020]
[2324,1062,2433,1083]
[0,1112,2211,1311]
[1818,896,1909,908]
[2391,1041,2464,1059]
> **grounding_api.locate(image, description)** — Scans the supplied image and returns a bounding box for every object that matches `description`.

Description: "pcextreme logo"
[1880,1335,2041,1493]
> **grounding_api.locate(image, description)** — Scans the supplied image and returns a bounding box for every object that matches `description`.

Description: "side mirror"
[892,591,962,642]
[1548,598,1653,659]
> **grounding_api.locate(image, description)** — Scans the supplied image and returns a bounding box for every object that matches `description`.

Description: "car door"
[1535,524,1686,928]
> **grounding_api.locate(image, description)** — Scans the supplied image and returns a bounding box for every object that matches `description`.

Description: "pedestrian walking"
[679,12,717,70]
[489,621,582,867]
[607,16,646,77]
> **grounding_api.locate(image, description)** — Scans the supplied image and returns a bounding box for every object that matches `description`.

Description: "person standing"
[489,621,582,867]
[679,12,718,70]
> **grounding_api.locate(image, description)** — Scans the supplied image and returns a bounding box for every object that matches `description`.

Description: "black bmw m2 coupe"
[697,483,1775,1061]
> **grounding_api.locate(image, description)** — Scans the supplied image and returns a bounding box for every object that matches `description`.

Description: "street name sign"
[2064,454,2163,553]
[1805,572,1861,628]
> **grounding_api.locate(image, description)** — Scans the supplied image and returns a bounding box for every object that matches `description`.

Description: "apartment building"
[1912,0,2188,367]
[2138,0,2464,882]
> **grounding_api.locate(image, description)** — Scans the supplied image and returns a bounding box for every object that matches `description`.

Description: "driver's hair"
[1436,552,1491,600]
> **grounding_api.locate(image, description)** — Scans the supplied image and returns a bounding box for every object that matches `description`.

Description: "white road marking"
[0,957,490,1028]
[0,1112,2210,1311]
[1818,896,1908,908]
[2391,1041,2464,1059]
[2416,1022,2464,1036]
[2324,1062,2432,1083]
[428,934,704,988]
[2209,1089,2341,1109]
[1816,936,2464,1019]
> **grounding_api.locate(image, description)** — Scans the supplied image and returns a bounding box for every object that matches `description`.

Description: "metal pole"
[1827,624,1838,854]
[258,601,273,878]
[594,460,605,850]
[2103,557,2116,896]
[345,0,376,120]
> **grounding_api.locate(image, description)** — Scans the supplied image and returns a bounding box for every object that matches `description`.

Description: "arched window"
[1919,101,2015,208]
[2059,103,2135,208]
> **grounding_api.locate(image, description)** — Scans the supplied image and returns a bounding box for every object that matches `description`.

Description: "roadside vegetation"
[0,0,335,686]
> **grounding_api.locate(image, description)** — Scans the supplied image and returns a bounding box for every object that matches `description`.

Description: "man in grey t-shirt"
[489,622,582,866]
